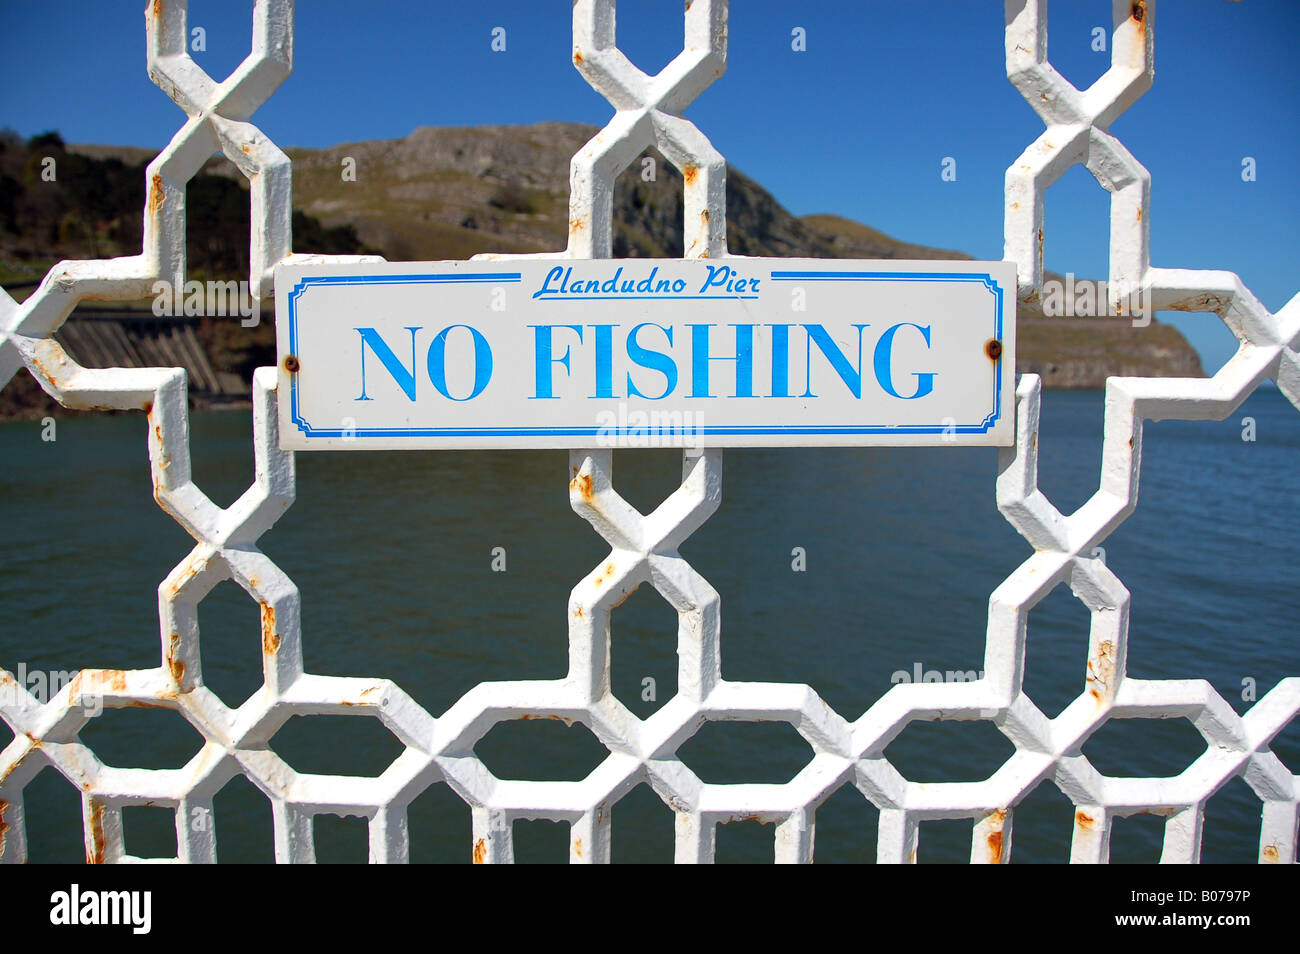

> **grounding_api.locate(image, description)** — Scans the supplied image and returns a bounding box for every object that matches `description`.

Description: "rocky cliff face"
[273,122,1009,262]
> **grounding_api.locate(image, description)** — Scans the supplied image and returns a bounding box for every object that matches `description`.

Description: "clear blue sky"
[2,1,1296,372]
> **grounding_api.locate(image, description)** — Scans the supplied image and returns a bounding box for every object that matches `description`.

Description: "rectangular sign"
[275,258,1015,449]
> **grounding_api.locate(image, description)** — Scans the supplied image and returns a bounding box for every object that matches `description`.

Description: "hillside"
[223,121,1205,386]
[0,122,1202,418]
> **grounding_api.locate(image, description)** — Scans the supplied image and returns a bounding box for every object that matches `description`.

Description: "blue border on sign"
[286,270,1006,439]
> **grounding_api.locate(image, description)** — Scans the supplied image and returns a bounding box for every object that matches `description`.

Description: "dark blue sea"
[2,387,1296,862]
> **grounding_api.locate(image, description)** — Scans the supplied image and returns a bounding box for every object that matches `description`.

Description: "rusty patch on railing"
[986,829,1004,862]
[148,174,164,216]
[472,837,487,864]
[683,165,699,186]
[1262,843,1279,863]
[1087,640,1116,703]
[28,351,60,390]
[166,631,186,686]
[1075,810,1095,831]
[168,551,205,597]
[593,561,616,587]
[1166,291,1229,315]
[68,669,127,701]
[260,602,280,655]
[0,798,8,855]
[519,713,573,725]
[342,687,382,709]
[573,836,582,858]
[986,808,1007,863]
[570,472,593,501]
[1137,806,1177,818]
[86,799,107,864]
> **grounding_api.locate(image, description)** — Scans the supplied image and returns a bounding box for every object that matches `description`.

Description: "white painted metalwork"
[0,0,1296,864]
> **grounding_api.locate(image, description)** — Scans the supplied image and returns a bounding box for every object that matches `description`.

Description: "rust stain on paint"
[148,174,164,215]
[86,799,107,864]
[986,808,1007,863]
[260,602,280,655]
[569,472,593,501]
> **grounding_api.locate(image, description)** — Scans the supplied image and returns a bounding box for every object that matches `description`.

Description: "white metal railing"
[0,0,1296,864]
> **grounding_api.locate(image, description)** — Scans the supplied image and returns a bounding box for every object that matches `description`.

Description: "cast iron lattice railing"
[1,0,1296,863]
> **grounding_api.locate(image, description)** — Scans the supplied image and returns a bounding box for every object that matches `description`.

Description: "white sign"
[274,258,1016,449]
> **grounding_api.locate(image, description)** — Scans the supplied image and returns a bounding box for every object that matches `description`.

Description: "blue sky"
[2,1,1296,372]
